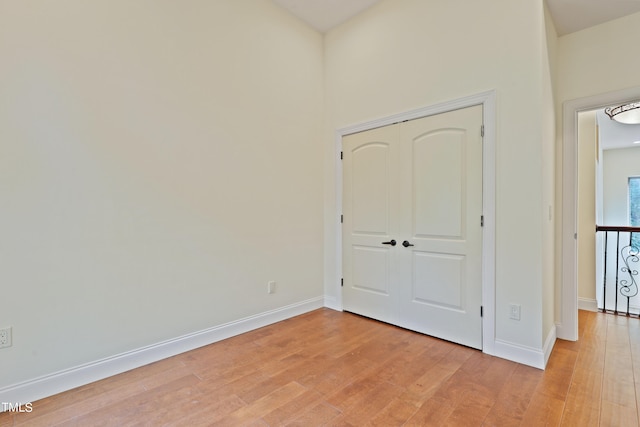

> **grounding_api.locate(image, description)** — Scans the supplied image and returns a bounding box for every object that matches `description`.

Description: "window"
[629,177,640,248]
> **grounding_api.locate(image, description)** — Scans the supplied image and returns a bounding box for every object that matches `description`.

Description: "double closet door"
[342,105,483,349]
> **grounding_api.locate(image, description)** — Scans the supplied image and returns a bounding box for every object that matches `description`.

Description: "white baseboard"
[0,297,324,408]
[578,298,598,312]
[493,340,544,370]
[323,295,342,311]
[493,340,543,370]
[543,325,557,367]
[492,326,556,371]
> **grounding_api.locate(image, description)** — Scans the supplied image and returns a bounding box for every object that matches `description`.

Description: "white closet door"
[342,123,400,325]
[397,105,483,349]
[342,105,483,350]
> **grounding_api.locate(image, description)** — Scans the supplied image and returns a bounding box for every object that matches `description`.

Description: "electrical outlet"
[0,327,12,349]
[268,281,276,294]
[509,304,521,321]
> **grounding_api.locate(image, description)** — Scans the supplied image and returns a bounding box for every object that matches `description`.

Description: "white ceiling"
[597,109,640,151]
[546,0,640,36]
[272,0,640,35]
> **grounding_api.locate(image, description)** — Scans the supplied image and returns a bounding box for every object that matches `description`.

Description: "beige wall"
[542,3,558,344]
[603,147,640,225]
[577,112,597,301]
[324,0,554,351]
[557,12,640,103]
[0,0,324,388]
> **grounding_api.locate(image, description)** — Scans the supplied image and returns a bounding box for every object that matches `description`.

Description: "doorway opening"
[563,87,640,340]
[578,108,640,316]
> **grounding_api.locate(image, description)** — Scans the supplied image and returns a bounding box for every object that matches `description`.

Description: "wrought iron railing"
[596,225,640,316]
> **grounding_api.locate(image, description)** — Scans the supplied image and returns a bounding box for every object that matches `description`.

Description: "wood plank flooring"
[1,309,639,426]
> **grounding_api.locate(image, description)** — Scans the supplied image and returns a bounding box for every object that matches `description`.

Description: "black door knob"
[402,240,414,247]
[382,240,397,246]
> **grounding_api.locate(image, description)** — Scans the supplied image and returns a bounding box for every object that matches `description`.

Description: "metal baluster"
[629,232,633,316]
[627,231,637,313]
[596,226,640,317]
[615,231,620,315]
[603,231,608,312]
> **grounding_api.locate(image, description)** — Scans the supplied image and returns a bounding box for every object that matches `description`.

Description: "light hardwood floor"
[1,309,639,426]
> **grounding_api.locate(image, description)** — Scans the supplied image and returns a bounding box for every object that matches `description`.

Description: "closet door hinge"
[481,125,484,137]
[340,151,343,160]
[341,214,343,224]
[481,306,483,317]
[481,215,484,227]
[341,278,344,287]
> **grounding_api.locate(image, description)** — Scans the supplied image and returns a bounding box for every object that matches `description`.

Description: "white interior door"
[396,106,483,349]
[342,105,483,349]
[342,124,400,325]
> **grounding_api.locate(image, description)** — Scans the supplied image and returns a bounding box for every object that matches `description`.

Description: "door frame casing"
[333,90,497,355]
[559,86,640,341]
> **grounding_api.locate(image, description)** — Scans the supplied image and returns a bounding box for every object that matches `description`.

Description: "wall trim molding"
[543,325,557,367]
[323,295,341,312]
[493,326,555,371]
[578,297,598,312]
[0,297,324,408]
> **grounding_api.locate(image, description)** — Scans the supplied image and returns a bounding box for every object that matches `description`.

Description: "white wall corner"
[323,295,342,312]
[578,298,598,312]
[543,325,557,367]
[0,297,324,408]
